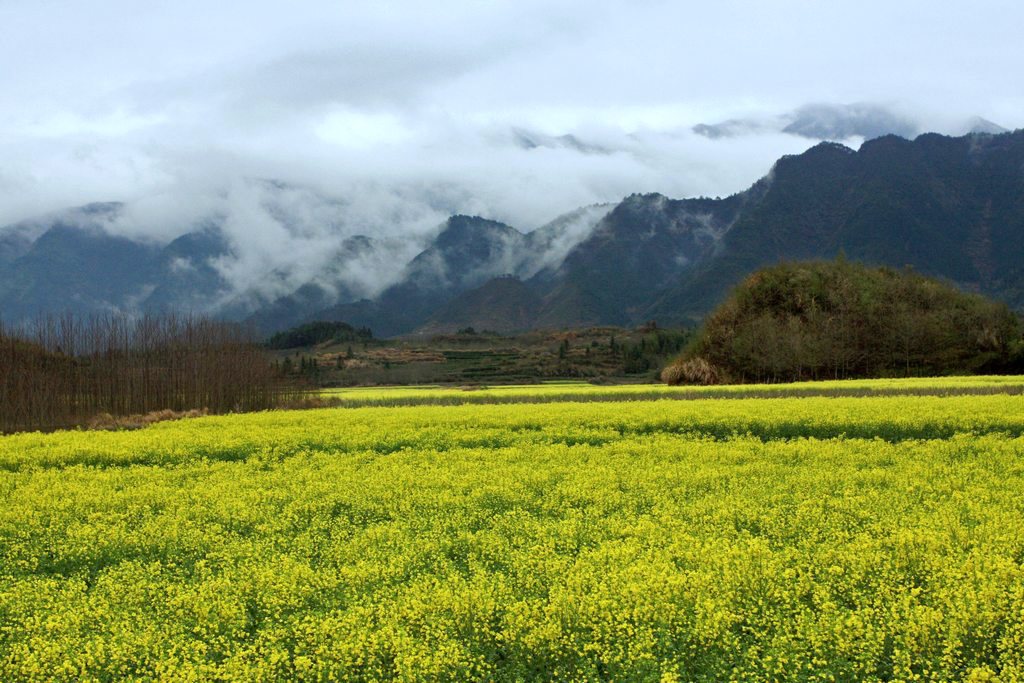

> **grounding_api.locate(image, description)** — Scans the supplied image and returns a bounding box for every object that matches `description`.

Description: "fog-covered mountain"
[2,129,1022,335]
[646,130,1024,322]
[694,103,1007,142]
[408,128,1024,334]
[0,194,613,334]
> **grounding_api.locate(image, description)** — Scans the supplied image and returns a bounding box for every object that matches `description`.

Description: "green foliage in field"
[2,387,1024,680]
[267,321,372,350]
[667,260,1023,384]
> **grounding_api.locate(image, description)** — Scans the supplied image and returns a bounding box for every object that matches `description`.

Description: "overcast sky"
[2,0,1022,234]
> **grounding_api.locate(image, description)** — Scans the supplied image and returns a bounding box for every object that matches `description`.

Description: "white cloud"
[0,0,1021,303]
[314,108,415,149]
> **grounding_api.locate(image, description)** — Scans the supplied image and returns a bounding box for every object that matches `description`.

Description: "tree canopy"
[663,260,1023,384]
[266,321,373,350]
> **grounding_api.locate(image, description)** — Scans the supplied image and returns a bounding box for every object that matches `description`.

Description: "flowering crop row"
[317,376,1024,408]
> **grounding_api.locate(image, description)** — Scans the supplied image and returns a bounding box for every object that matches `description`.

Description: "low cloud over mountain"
[4,130,1023,338]
[3,1,1024,335]
[694,103,1007,143]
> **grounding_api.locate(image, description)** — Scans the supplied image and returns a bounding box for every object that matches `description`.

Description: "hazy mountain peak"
[779,140,856,165]
[616,192,669,211]
[694,102,921,142]
[162,224,232,260]
[434,215,522,250]
[510,128,612,155]
[692,118,776,139]
[964,116,1009,135]
[782,102,919,140]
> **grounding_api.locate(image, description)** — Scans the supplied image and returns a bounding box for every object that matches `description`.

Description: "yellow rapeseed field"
[2,382,1024,681]
[317,375,1024,407]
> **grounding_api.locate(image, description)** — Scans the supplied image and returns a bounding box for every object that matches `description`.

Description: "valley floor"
[2,379,1024,680]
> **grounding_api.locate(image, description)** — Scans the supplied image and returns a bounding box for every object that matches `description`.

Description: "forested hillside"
[663,260,1024,384]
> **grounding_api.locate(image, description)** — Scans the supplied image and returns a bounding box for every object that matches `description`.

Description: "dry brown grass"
[661,357,725,385]
[275,395,346,411]
[87,408,209,431]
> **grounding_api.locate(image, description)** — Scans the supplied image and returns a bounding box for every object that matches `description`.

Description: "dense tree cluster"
[664,260,1023,384]
[266,321,373,350]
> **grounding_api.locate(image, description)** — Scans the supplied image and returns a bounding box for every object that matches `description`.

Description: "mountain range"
[692,103,1008,141]
[1,129,1022,337]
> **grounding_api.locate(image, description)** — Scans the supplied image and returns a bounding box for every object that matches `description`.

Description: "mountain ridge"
[2,129,1022,335]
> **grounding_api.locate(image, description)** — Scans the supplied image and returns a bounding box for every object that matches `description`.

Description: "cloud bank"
[1,0,1022,301]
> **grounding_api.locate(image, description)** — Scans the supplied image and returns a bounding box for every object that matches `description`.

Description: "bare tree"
[1,312,297,433]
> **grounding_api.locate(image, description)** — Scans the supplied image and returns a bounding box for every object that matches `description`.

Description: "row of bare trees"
[1,313,294,433]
